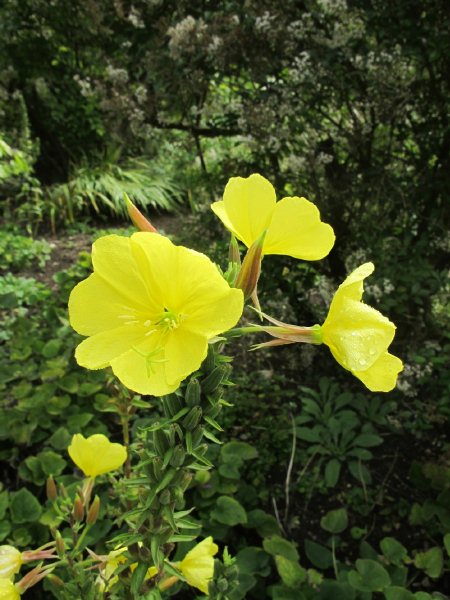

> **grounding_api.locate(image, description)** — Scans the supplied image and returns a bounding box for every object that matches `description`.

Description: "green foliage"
[47,154,184,226]
[0,229,53,272]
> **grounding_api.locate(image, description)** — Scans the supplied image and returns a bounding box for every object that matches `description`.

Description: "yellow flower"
[211,173,335,260]
[0,579,20,599]
[0,546,22,580]
[68,434,127,477]
[321,262,403,392]
[179,537,218,595]
[95,548,127,592]
[69,233,243,395]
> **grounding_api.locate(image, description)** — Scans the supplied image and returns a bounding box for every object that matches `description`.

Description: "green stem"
[226,325,264,338]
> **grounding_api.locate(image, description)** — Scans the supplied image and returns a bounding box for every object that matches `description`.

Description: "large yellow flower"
[179,537,218,595]
[321,262,403,392]
[211,173,335,260]
[69,233,243,395]
[68,434,127,477]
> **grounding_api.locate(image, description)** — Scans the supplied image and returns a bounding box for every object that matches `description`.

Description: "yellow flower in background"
[178,537,218,595]
[68,434,127,477]
[0,579,20,599]
[320,262,403,392]
[211,173,335,260]
[95,548,127,592]
[69,233,243,395]
[0,546,22,580]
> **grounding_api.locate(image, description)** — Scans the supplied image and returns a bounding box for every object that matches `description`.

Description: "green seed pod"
[152,457,163,480]
[185,378,201,407]
[204,403,222,419]
[179,471,193,491]
[153,428,170,456]
[170,444,186,467]
[203,346,216,373]
[182,406,202,430]
[202,365,230,393]
[159,489,172,505]
[190,426,204,449]
[162,393,183,417]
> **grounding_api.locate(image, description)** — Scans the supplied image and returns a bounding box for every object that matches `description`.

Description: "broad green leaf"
[304,540,333,569]
[211,496,247,526]
[413,547,443,579]
[320,508,348,534]
[275,555,306,588]
[10,488,42,523]
[385,587,415,600]
[352,433,383,447]
[380,537,408,565]
[324,458,341,487]
[236,546,270,576]
[263,536,299,562]
[347,559,391,592]
[221,441,258,460]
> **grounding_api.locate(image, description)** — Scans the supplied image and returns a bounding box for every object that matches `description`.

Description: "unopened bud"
[235,230,266,300]
[55,531,65,556]
[46,476,58,502]
[86,495,100,525]
[73,495,84,522]
[47,574,65,588]
[228,235,241,267]
[125,193,158,232]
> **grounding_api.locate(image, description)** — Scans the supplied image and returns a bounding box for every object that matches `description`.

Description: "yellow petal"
[352,352,404,392]
[212,174,276,248]
[110,332,179,396]
[0,546,22,579]
[180,537,218,595]
[68,434,127,477]
[91,235,151,309]
[330,262,375,309]
[164,329,208,386]
[130,233,177,310]
[0,579,20,600]
[132,233,243,337]
[75,325,146,369]
[322,298,395,372]
[263,196,335,259]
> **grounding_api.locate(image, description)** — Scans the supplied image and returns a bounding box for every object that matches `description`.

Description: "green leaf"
[296,427,321,442]
[37,450,66,476]
[352,433,383,447]
[10,488,42,523]
[320,508,348,534]
[0,491,9,520]
[413,547,443,579]
[246,509,281,537]
[348,460,372,484]
[347,559,391,592]
[0,521,12,542]
[380,537,408,565]
[317,581,356,600]
[275,555,306,588]
[304,540,332,569]
[211,496,247,526]
[131,561,150,597]
[263,536,299,562]
[384,587,415,600]
[48,427,71,450]
[443,533,450,557]
[221,441,258,461]
[236,547,271,576]
[324,459,341,487]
